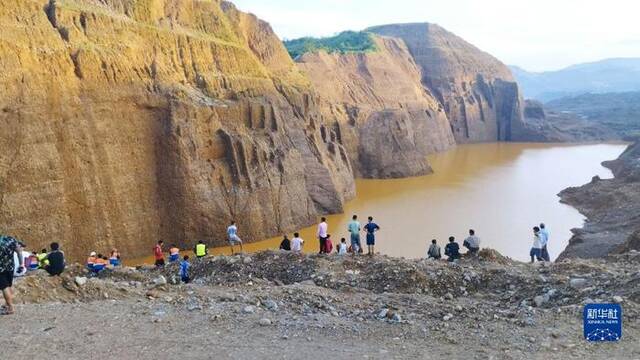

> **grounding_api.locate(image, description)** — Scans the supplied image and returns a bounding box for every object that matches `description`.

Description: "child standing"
[180,255,191,284]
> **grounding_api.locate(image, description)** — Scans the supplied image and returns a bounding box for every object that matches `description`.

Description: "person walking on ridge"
[530,226,544,263]
[348,215,362,255]
[227,221,244,254]
[317,217,329,254]
[427,239,441,260]
[539,223,551,261]
[444,236,460,262]
[0,235,24,315]
[363,216,380,256]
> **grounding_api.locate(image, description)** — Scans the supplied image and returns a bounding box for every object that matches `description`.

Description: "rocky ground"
[560,141,640,259]
[1,250,639,359]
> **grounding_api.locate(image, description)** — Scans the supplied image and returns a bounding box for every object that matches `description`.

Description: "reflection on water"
[132,143,627,264]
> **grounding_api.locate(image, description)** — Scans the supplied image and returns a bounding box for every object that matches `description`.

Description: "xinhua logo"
[583,303,623,342]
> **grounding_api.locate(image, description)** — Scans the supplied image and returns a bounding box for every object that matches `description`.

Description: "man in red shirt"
[154,240,165,267]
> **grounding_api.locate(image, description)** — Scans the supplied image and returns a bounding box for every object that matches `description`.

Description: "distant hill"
[546,92,640,139]
[511,58,640,101]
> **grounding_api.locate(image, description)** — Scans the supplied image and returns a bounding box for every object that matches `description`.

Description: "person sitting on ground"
[291,233,304,254]
[109,248,121,267]
[363,216,381,256]
[194,240,207,259]
[324,234,334,254]
[530,226,544,263]
[86,252,97,270]
[444,236,460,262]
[154,240,165,267]
[227,221,244,254]
[27,252,39,270]
[44,242,65,276]
[180,255,191,284]
[92,254,107,273]
[463,229,481,256]
[539,223,551,262]
[338,238,348,255]
[279,235,291,251]
[37,248,49,269]
[168,245,180,263]
[427,239,442,260]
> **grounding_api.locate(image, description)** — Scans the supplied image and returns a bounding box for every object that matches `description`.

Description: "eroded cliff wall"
[0,0,355,260]
[368,23,526,143]
[295,36,455,178]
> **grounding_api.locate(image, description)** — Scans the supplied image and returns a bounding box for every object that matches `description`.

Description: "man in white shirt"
[463,229,481,256]
[317,217,328,254]
[291,232,304,253]
[539,223,550,261]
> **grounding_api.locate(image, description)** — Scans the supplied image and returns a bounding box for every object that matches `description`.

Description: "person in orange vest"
[86,252,97,270]
[92,255,107,273]
[169,245,180,263]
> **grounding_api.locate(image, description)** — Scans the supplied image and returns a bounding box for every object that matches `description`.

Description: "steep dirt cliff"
[0,0,355,260]
[295,36,455,178]
[368,23,528,143]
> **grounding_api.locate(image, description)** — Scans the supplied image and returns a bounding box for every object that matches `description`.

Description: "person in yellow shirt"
[194,240,207,259]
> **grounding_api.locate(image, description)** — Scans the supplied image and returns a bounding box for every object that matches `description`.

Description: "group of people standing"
[279,215,381,256]
[530,223,551,263]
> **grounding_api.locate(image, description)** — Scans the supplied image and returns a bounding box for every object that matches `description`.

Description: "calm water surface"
[133,143,627,263]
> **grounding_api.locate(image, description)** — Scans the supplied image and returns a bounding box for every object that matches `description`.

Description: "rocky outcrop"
[0,0,355,260]
[559,141,640,259]
[295,36,455,178]
[368,23,526,143]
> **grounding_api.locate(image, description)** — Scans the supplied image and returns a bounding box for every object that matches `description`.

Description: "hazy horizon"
[232,0,640,72]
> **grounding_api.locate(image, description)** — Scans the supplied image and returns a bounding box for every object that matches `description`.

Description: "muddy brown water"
[131,142,627,264]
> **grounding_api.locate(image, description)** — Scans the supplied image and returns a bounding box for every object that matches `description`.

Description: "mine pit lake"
[136,142,628,263]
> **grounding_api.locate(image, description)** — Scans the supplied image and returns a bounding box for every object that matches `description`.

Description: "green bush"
[284,31,377,59]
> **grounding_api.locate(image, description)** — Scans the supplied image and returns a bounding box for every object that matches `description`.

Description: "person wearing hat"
[86,251,97,270]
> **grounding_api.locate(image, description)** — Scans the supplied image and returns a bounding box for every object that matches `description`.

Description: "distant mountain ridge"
[511,58,640,101]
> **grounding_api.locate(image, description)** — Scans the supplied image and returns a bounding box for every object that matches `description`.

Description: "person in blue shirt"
[444,236,460,262]
[539,223,550,261]
[180,255,191,284]
[227,221,244,254]
[363,216,380,256]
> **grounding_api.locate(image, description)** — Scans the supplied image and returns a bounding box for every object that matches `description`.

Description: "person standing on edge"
[194,240,207,259]
[227,221,244,254]
[444,236,460,262]
[0,235,24,315]
[539,223,551,261]
[463,229,481,256]
[363,216,380,256]
[154,240,165,267]
[530,227,544,263]
[427,239,441,260]
[348,215,362,255]
[317,217,329,254]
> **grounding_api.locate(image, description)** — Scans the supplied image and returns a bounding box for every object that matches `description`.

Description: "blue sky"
[231,0,640,72]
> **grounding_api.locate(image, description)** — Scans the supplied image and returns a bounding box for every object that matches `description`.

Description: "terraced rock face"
[295,36,455,178]
[0,0,355,260]
[368,23,527,143]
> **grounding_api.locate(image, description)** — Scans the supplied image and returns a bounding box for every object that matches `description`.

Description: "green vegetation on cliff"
[284,31,377,59]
